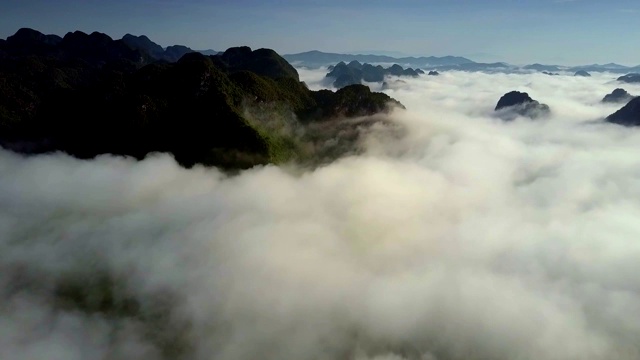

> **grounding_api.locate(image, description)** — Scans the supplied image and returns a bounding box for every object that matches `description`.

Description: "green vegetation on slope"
[0,28,404,169]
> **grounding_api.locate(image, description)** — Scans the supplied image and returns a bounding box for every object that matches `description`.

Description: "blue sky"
[1,0,639,65]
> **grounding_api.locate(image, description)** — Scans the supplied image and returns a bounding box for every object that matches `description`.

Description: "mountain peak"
[6,28,62,48]
[495,91,550,120]
[607,97,640,126]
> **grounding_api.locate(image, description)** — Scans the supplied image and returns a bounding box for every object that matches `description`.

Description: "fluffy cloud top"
[2,70,640,359]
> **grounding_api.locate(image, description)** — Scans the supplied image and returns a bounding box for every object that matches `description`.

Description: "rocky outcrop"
[494,91,550,120]
[617,74,640,83]
[606,97,640,126]
[602,88,635,104]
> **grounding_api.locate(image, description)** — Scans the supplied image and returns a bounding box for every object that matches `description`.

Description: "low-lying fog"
[2,69,640,360]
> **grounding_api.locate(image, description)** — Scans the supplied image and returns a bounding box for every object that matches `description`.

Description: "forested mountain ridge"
[0,28,403,169]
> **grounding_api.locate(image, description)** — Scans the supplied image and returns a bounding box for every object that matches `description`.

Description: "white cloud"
[2,70,640,359]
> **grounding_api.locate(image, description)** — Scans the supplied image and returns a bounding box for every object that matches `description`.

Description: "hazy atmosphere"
[3,69,640,358]
[1,0,640,64]
[3,1,640,359]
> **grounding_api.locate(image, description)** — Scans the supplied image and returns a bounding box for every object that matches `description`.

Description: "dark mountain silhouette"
[163,45,194,62]
[428,71,440,76]
[58,31,150,67]
[0,28,403,169]
[283,50,475,68]
[574,70,591,77]
[606,97,640,126]
[2,28,150,69]
[122,34,165,58]
[618,74,640,83]
[602,88,635,104]
[4,28,62,55]
[494,91,550,120]
[542,71,559,76]
[524,64,561,72]
[219,46,300,80]
[326,61,420,88]
[121,34,218,61]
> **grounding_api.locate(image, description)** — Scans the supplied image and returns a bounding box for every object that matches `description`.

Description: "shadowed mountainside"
[606,97,640,126]
[494,91,550,120]
[617,73,640,83]
[602,88,635,104]
[122,34,219,62]
[0,28,403,169]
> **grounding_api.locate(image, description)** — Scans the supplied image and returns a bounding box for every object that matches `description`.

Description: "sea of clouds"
[2,69,640,360]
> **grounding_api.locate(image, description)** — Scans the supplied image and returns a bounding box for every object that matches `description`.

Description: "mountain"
[325,61,421,88]
[4,28,62,55]
[569,64,632,74]
[58,30,151,68]
[602,88,635,104]
[445,62,511,72]
[122,33,165,58]
[219,46,300,80]
[598,63,630,70]
[494,91,550,120]
[606,97,640,126]
[197,49,220,56]
[0,28,403,170]
[285,51,640,74]
[618,74,640,83]
[121,34,224,63]
[283,50,475,68]
[574,70,591,77]
[122,34,219,61]
[523,64,562,72]
[163,45,194,62]
[519,63,640,75]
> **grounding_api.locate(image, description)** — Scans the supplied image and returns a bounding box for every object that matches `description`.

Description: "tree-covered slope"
[0,28,404,169]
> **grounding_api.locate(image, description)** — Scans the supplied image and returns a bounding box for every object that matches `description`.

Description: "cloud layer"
[2,70,640,359]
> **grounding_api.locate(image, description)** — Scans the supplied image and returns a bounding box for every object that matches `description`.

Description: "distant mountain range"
[284,50,640,74]
[326,61,424,89]
[565,63,640,74]
[283,50,475,69]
